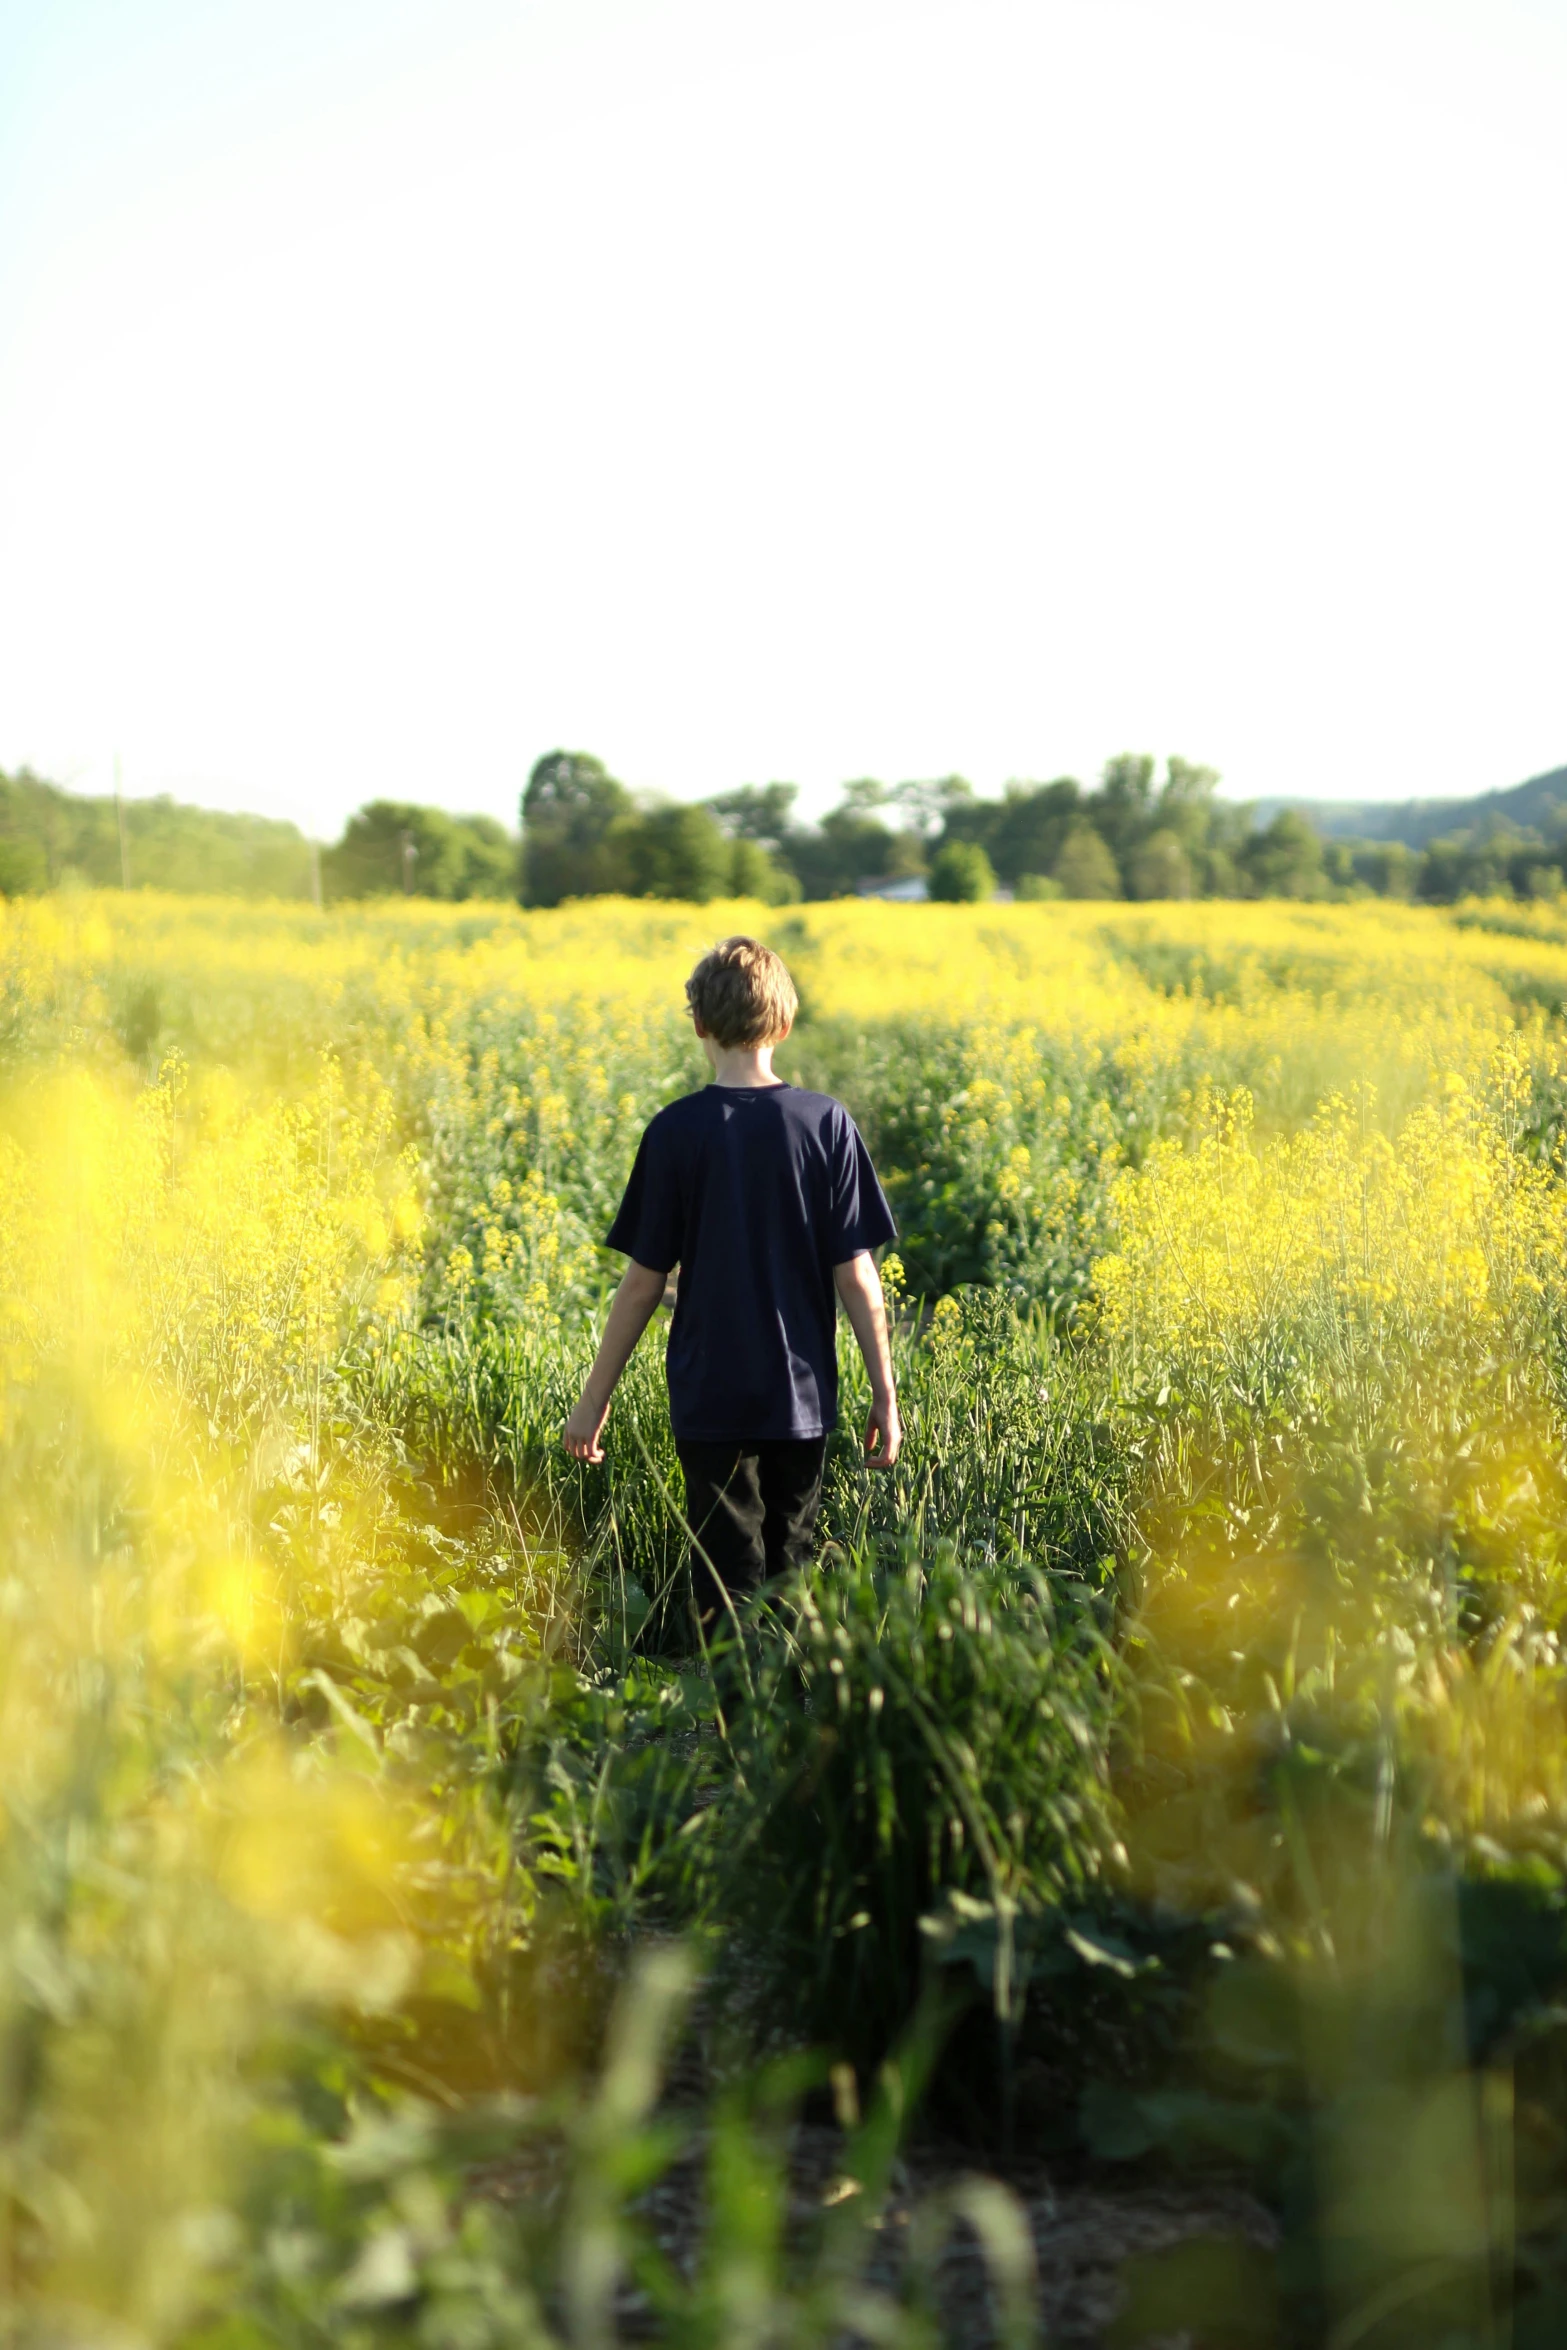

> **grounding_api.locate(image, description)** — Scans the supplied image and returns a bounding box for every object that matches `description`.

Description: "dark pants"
[677,1437,828,1636]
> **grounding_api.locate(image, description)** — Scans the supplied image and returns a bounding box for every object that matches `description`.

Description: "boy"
[562,935,901,1636]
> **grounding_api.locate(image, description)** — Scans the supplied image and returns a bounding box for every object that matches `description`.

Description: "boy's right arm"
[562,1261,669,1462]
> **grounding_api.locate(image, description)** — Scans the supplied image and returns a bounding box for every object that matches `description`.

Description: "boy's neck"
[705,1040,785,1088]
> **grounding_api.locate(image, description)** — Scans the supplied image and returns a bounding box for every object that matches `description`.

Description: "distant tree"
[520,759,804,905]
[1349,841,1420,899]
[1127,828,1194,900]
[1494,831,1564,900]
[1052,820,1121,899]
[0,835,48,895]
[889,776,976,839]
[324,802,516,901]
[704,785,805,898]
[942,779,1081,885]
[617,803,797,903]
[521,751,636,905]
[1158,761,1220,864]
[704,784,800,851]
[1415,830,1529,903]
[928,841,995,902]
[1416,838,1471,901]
[626,803,734,902]
[1155,758,1219,837]
[1091,753,1158,875]
[1160,754,1217,800]
[728,837,801,902]
[785,790,926,898]
[1517,856,1565,900]
[1322,842,1357,891]
[1241,810,1325,899]
[1142,756,1252,893]
[1014,873,1063,902]
[455,814,519,897]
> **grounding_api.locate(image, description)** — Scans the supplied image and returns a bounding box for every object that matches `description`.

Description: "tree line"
[2,755,1564,908]
[514,750,1567,908]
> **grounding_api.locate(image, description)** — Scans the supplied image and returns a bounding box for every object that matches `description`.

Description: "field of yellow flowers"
[7,887,1567,2346]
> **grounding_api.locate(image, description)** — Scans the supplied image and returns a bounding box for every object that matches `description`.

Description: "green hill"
[0,768,318,899]
[1256,762,1567,849]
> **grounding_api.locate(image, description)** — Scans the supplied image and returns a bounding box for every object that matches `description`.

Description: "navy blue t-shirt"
[604,1083,896,1444]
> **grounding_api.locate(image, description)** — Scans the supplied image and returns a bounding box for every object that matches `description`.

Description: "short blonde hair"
[684,936,798,1048]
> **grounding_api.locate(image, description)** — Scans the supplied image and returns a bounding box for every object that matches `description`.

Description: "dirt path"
[475,2111,1275,2346]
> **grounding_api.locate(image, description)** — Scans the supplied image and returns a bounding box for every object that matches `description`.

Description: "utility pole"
[114,753,130,889]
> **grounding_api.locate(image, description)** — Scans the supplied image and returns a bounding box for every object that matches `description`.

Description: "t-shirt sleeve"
[826,1110,897,1263]
[604,1122,683,1271]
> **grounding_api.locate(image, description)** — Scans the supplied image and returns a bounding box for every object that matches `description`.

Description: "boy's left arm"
[833,1251,902,1468]
[563,1261,669,1462]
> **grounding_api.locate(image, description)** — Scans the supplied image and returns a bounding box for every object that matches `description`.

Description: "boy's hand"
[563,1263,666,1464]
[834,1255,900,1469]
[863,1394,902,1469]
[563,1392,610,1462]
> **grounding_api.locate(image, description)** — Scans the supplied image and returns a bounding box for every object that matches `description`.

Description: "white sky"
[1,0,1564,838]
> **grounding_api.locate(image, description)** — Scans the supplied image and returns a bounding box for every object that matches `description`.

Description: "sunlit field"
[8,888,1567,2346]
